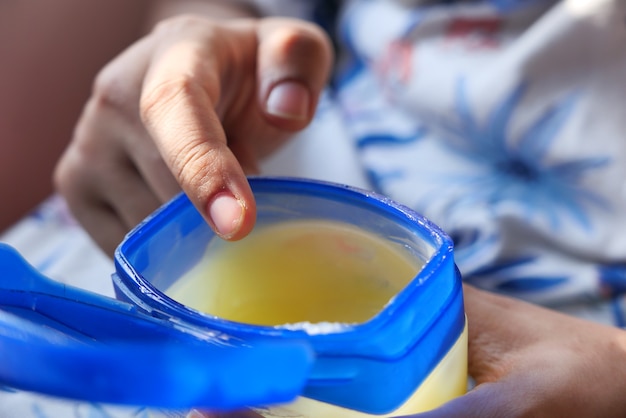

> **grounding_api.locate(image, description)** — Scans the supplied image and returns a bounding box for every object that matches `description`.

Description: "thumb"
[256,18,334,131]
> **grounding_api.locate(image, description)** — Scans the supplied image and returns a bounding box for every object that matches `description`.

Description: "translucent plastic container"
[113,177,467,416]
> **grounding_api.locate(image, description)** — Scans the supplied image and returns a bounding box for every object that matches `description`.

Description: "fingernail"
[208,192,244,239]
[265,80,310,120]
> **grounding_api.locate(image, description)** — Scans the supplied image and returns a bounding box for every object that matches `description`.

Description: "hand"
[54,14,332,255]
[398,285,626,418]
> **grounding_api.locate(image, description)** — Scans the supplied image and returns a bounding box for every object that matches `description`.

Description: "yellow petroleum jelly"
[167,220,421,326]
[167,219,467,417]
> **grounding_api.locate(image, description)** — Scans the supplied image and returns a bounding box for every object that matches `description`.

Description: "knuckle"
[53,149,88,198]
[54,126,121,200]
[140,75,202,124]
[271,21,333,64]
[151,14,208,36]
[91,66,132,112]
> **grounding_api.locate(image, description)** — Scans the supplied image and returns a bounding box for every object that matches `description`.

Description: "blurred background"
[0,0,150,232]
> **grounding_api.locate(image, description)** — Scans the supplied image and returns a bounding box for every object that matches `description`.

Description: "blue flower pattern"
[335,0,616,299]
[470,256,568,292]
[437,79,610,231]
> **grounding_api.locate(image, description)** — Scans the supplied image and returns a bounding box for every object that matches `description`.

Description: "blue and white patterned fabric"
[2,0,626,416]
[331,0,626,316]
[254,0,626,319]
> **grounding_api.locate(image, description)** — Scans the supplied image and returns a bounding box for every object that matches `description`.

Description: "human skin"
[0,0,150,232]
[400,284,626,418]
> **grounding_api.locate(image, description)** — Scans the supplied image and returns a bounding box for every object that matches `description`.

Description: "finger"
[60,169,162,256]
[55,154,123,256]
[461,284,531,383]
[100,160,163,228]
[257,18,333,133]
[125,128,182,203]
[222,18,334,172]
[461,285,592,383]
[140,18,257,241]
[56,145,162,256]
[64,97,165,223]
[140,18,333,241]
[92,35,181,203]
[56,100,163,256]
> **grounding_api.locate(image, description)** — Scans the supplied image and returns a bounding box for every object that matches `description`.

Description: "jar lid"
[0,244,312,409]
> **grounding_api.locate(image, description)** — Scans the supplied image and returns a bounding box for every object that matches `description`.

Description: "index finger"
[139,18,257,240]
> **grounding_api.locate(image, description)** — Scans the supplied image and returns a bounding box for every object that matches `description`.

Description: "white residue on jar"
[276,321,354,335]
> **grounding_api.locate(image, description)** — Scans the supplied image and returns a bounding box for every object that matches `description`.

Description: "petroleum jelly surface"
[166,220,421,326]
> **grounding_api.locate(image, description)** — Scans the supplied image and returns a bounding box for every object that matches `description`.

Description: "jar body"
[256,323,468,417]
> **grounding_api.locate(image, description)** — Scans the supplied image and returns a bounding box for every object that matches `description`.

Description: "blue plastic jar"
[113,177,467,416]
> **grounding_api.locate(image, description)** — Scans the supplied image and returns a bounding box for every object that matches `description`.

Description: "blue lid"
[0,243,312,409]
